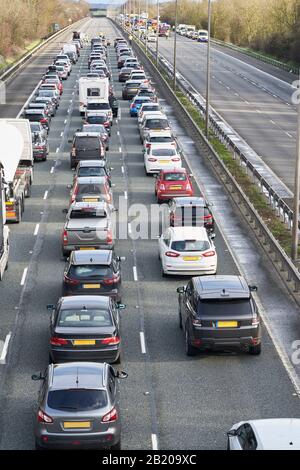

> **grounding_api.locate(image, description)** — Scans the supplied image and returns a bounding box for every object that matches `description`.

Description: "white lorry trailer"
[0,119,33,222]
[0,176,9,280]
[79,77,110,115]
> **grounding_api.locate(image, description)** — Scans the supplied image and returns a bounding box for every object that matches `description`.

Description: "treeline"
[160,0,300,63]
[0,0,89,59]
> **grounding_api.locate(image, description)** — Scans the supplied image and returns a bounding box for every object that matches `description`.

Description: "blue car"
[129,96,151,117]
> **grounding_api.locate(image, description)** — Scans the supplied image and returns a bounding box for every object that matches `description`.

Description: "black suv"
[168,197,215,236]
[69,132,105,169]
[177,275,261,356]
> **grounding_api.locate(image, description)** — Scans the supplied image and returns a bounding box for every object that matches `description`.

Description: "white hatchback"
[144,145,181,174]
[158,226,217,276]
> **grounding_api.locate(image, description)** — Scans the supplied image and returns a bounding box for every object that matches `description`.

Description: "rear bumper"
[62,285,120,301]
[35,428,120,450]
[192,330,261,350]
[63,244,114,253]
[157,191,193,200]
[50,346,120,364]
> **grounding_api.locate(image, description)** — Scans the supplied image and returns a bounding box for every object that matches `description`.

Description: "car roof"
[145,114,167,120]
[249,419,300,450]
[50,362,107,390]
[161,167,186,174]
[77,160,106,168]
[147,131,173,138]
[71,249,112,265]
[74,132,100,138]
[193,275,251,300]
[76,176,106,184]
[169,226,209,241]
[69,200,107,210]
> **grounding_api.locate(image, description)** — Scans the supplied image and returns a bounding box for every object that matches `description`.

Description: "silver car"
[32,362,127,450]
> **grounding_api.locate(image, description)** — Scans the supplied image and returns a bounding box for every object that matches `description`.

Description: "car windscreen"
[86,116,107,124]
[69,264,114,279]
[48,389,108,411]
[171,240,210,252]
[78,167,106,177]
[69,208,107,218]
[75,137,99,150]
[77,183,105,195]
[147,119,169,129]
[152,148,175,156]
[58,308,112,327]
[164,172,186,181]
[198,299,252,316]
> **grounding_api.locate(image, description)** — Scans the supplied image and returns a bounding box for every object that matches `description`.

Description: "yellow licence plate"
[74,340,96,346]
[217,321,238,328]
[183,256,200,261]
[64,421,91,429]
[83,197,99,202]
[83,284,100,289]
[170,185,182,190]
[159,160,170,164]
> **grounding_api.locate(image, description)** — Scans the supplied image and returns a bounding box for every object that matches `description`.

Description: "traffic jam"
[4,22,290,451]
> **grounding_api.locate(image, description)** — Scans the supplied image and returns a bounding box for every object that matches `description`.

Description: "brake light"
[252,314,260,326]
[106,229,113,244]
[62,230,68,245]
[103,275,119,285]
[101,336,120,345]
[104,121,110,126]
[186,183,192,191]
[35,146,44,150]
[102,407,118,423]
[146,143,151,148]
[159,184,165,191]
[171,157,180,162]
[40,118,48,124]
[204,214,212,220]
[71,147,76,157]
[63,275,80,286]
[50,336,68,346]
[165,251,180,257]
[148,158,157,162]
[38,409,53,424]
[192,319,202,326]
[202,250,215,257]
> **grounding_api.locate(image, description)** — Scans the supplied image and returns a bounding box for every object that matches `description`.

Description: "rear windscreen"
[147,119,169,129]
[198,299,252,316]
[78,167,106,177]
[152,148,175,156]
[48,389,107,411]
[171,240,210,252]
[75,137,99,150]
[69,264,114,279]
[58,308,112,327]
[69,208,106,218]
[86,116,107,124]
[26,113,43,120]
[77,184,105,195]
[87,103,109,110]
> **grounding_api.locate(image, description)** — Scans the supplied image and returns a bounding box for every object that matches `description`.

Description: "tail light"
[171,157,180,162]
[35,146,44,150]
[202,250,215,257]
[38,409,53,424]
[71,147,76,157]
[204,214,212,220]
[252,314,260,326]
[148,158,157,162]
[102,407,118,423]
[106,229,113,244]
[63,275,80,286]
[104,121,110,127]
[103,275,119,285]
[50,336,68,346]
[40,118,48,124]
[186,183,192,191]
[165,251,180,257]
[101,336,120,345]
[62,230,68,245]
[146,143,151,148]
[159,184,165,191]
[192,319,202,327]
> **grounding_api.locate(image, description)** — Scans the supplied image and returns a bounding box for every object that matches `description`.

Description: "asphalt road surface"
[147,34,297,193]
[0,18,299,450]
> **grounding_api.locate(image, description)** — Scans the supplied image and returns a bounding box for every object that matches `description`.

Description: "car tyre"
[114,353,121,365]
[35,439,44,451]
[249,343,261,355]
[110,439,121,450]
[185,328,197,356]
[178,307,183,329]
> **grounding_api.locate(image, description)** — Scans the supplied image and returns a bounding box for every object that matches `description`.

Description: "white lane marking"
[151,434,158,450]
[0,333,12,365]
[67,108,70,114]
[43,191,48,200]
[244,100,249,104]
[117,131,120,136]
[119,146,122,153]
[256,109,261,113]
[50,167,55,174]
[56,147,59,153]
[34,224,40,236]
[133,266,138,281]
[121,166,124,174]
[60,131,64,137]
[20,267,28,286]
[124,191,128,200]
[17,80,42,118]
[286,132,293,138]
[270,120,276,125]
[128,223,132,235]
[64,119,67,124]
[140,332,146,354]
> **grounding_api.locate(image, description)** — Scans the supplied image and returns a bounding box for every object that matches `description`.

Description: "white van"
[79,77,110,115]
[198,30,208,43]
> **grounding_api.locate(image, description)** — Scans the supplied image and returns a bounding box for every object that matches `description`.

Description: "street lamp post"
[173,0,178,90]
[292,75,300,260]
[156,0,159,66]
[205,0,212,138]
[146,0,149,53]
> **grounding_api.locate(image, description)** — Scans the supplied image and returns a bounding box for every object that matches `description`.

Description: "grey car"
[61,201,115,256]
[177,275,261,355]
[32,362,127,450]
[48,295,125,364]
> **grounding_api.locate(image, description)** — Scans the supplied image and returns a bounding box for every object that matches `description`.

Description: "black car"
[48,295,125,364]
[81,123,110,150]
[109,95,119,117]
[62,250,122,301]
[69,132,106,169]
[168,197,215,236]
[177,275,261,356]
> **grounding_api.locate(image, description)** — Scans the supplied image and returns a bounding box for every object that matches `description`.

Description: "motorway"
[0,17,299,450]
[147,33,298,193]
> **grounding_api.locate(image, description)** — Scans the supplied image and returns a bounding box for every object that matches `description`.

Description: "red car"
[42,78,63,95]
[155,168,194,203]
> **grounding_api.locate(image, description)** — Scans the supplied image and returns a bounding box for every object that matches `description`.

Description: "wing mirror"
[31,372,45,381]
[177,286,185,294]
[117,303,126,310]
[115,370,128,379]
[62,208,68,214]
[227,429,237,437]
[47,304,54,310]
[249,285,258,292]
